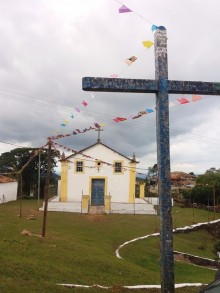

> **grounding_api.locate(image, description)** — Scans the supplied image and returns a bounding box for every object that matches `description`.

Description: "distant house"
[44,140,156,215]
[0,176,18,204]
[171,171,196,188]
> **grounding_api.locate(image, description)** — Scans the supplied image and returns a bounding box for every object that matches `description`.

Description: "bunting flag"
[75,107,81,112]
[192,95,202,102]
[64,120,70,124]
[82,100,88,107]
[125,56,137,65]
[51,94,204,142]
[119,5,132,13]
[142,41,154,48]
[113,117,127,122]
[151,24,158,32]
[70,114,74,119]
[177,97,190,104]
[110,74,119,78]
[146,108,154,113]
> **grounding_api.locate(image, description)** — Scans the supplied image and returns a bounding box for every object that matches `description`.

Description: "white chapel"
[45,138,156,215]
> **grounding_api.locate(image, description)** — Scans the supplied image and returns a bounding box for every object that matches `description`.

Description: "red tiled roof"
[0,176,17,183]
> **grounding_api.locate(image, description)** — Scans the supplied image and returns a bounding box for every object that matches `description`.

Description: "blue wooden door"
[91,179,105,206]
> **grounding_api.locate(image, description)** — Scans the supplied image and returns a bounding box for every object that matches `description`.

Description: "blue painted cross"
[82,27,220,293]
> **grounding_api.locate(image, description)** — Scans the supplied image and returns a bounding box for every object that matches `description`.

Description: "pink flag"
[113,117,127,122]
[119,5,132,13]
[82,100,88,107]
[177,97,190,104]
[192,95,202,102]
[110,74,118,78]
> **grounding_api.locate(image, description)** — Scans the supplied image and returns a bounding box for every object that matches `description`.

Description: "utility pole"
[213,183,216,220]
[19,172,23,218]
[38,152,41,207]
[42,139,52,238]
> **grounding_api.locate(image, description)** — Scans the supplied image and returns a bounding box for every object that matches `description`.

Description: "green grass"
[0,200,219,292]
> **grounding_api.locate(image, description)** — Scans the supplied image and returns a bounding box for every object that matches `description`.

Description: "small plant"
[198,242,207,250]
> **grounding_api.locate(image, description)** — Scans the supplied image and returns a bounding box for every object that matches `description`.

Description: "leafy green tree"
[0,147,59,197]
[148,163,158,186]
[182,167,220,205]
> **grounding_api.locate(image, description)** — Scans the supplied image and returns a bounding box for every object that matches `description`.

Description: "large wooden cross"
[82,27,220,293]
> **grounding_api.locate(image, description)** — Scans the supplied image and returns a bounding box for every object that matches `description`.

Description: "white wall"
[66,144,133,203]
[0,182,18,203]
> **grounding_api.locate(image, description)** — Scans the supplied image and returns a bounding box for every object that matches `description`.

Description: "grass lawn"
[0,200,219,292]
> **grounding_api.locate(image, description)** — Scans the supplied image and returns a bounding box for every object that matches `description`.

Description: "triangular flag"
[119,5,132,13]
[132,114,142,119]
[110,74,119,78]
[146,108,154,113]
[61,123,66,127]
[82,100,88,107]
[192,95,202,102]
[142,41,154,48]
[75,107,81,112]
[90,93,95,99]
[125,56,137,65]
[94,123,100,128]
[113,117,127,122]
[64,120,70,124]
[151,24,158,32]
[138,111,147,115]
[99,123,107,127]
[177,97,190,104]
[70,114,74,119]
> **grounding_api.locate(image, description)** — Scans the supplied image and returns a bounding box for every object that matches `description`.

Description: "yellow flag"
[99,123,107,127]
[142,41,154,48]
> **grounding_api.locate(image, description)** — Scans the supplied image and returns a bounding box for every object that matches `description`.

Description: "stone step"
[89,205,105,214]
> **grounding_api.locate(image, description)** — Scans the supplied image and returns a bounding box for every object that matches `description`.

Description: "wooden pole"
[19,173,23,218]
[38,152,41,207]
[213,183,216,220]
[154,27,174,293]
[42,140,52,238]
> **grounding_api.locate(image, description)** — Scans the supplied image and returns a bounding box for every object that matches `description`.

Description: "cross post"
[95,127,103,142]
[82,27,220,292]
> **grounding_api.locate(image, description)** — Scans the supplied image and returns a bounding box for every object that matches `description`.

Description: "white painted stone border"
[115,219,220,259]
[57,283,205,289]
[57,219,220,290]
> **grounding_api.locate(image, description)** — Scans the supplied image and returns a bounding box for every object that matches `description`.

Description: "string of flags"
[52,142,147,176]
[53,2,159,134]
[53,93,96,134]
[109,3,164,78]
[50,94,203,141]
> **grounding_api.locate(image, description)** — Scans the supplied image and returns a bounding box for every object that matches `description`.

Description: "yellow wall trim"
[60,161,68,202]
[129,162,136,203]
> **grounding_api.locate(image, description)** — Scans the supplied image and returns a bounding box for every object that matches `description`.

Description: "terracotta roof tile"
[0,176,17,183]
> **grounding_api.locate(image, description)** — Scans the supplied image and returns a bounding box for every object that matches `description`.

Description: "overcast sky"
[0,0,220,175]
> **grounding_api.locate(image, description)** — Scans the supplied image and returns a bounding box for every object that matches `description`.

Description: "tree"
[182,167,220,205]
[0,147,59,197]
[148,164,158,186]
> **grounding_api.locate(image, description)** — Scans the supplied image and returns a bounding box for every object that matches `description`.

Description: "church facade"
[45,140,156,214]
[60,141,137,213]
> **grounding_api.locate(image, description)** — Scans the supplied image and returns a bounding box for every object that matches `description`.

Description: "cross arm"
[82,77,157,93]
[82,77,220,95]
